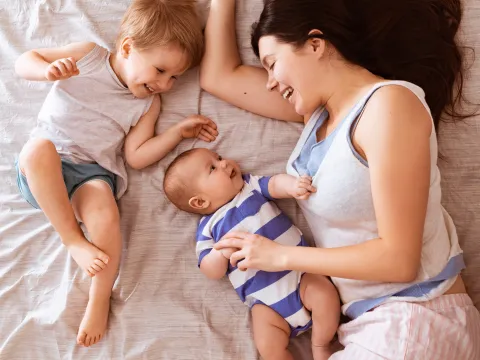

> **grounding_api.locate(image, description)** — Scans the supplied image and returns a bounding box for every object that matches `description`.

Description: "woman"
[200,0,480,359]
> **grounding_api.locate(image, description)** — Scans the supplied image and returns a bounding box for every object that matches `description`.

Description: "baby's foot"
[312,344,333,360]
[77,294,110,347]
[67,239,109,277]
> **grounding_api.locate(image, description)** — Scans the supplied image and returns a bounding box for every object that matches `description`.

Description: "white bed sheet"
[0,1,479,359]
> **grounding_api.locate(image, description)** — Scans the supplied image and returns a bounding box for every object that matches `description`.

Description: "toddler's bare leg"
[71,181,122,347]
[19,139,109,276]
[251,304,294,360]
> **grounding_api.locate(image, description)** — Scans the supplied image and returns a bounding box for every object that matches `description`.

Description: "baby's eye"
[218,156,222,161]
[156,68,164,74]
[210,165,216,172]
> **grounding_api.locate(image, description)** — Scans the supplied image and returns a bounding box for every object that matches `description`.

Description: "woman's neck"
[323,63,383,123]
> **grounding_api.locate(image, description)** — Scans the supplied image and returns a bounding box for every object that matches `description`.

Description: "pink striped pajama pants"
[330,294,480,360]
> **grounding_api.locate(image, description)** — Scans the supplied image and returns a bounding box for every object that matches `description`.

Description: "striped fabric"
[196,174,312,336]
[330,294,480,359]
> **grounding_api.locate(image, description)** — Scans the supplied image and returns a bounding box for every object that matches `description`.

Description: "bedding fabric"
[0,1,478,359]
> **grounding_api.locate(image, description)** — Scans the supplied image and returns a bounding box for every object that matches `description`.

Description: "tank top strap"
[339,80,434,167]
[346,80,432,132]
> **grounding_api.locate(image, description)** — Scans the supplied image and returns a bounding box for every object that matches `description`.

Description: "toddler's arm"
[268,174,316,200]
[199,249,230,280]
[124,97,218,169]
[15,42,96,81]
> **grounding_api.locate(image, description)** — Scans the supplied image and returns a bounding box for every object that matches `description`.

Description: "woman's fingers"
[236,259,249,271]
[230,249,247,268]
[214,237,244,250]
[223,231,249,239]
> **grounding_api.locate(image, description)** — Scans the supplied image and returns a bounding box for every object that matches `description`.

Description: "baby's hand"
[290,175,316,200]
[45,57,79,81]
[177,115,218,142]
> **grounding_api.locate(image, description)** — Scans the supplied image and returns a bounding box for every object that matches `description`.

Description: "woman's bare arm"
[200,0,303,122]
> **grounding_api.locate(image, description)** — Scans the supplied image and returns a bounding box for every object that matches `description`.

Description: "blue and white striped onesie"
[196,174,312,337]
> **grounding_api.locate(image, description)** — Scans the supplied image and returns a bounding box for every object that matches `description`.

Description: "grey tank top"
[30,45,154,198]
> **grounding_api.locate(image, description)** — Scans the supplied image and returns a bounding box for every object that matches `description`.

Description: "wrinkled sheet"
[0,1,479,359]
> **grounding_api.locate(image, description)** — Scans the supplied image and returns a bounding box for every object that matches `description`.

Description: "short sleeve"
[243,174,273,200]
[131,95,155,127]
[196,216,215,267]
[75,44,104,76]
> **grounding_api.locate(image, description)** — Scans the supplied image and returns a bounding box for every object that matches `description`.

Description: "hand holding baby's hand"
[290,175,316,200]
[219,247,237,259]
[177,115,218,142]
[45,57,79,81]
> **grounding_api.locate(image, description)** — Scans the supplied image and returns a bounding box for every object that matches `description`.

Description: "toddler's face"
[122,41,188,98]
[182,149,244,212]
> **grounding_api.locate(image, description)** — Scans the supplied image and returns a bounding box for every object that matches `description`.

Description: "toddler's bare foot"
[312,343,333,360]
[67,238,109,276]
[77,294,110,347]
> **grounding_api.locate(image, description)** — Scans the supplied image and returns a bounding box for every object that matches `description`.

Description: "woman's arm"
[200,0,303,123]
[217,86,432,283]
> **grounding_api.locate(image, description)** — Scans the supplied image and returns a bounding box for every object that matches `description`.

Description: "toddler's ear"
[120,37,133,58]
[189,196,210,210]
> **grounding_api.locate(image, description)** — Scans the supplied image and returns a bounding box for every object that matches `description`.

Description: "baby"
[14,0,217,347]
[163,148,340,360]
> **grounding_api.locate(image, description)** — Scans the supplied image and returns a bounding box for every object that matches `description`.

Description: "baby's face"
[183,149,244,211]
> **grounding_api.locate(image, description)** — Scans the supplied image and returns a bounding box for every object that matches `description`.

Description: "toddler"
[14,0,217,347]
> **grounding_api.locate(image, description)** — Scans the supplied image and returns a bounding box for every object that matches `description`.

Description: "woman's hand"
[218,247,237,259]
[214,231,288,272]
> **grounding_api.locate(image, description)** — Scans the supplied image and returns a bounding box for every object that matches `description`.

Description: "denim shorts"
[16,159,116,209]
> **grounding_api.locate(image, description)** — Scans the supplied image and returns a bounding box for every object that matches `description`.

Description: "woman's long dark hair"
[251,0,474,128]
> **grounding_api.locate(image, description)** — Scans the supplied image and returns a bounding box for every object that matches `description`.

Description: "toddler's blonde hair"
[117,0,204,69]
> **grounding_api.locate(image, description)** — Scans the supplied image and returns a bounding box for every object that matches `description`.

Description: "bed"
[0,1,478,359]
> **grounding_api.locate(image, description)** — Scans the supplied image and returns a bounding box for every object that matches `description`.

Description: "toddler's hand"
[290,175,316,200]
[45,57,79,81]
[177,115,218,142]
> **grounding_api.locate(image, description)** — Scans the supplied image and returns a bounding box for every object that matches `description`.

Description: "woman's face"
[258,35,326,116]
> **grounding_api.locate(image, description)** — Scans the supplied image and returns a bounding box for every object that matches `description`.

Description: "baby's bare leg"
[251,304,294,360]
[71,181,122,347]
[300,273,341,360]
[19,139,109,276]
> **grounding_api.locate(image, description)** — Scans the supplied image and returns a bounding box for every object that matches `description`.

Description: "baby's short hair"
[163,148,201,213]
[117,0,204,69]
